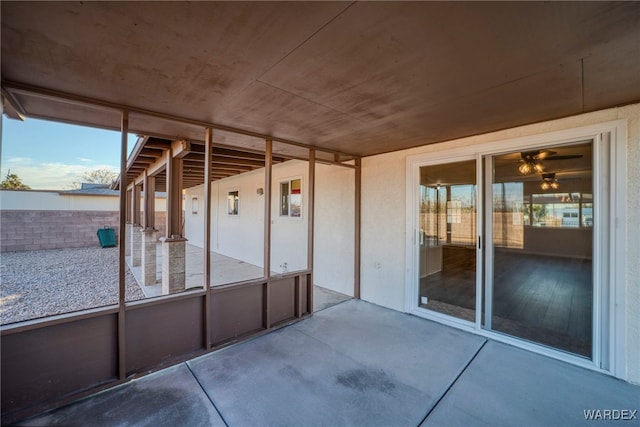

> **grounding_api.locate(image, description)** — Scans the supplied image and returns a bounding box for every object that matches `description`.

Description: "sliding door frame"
[406,153,479,331]
[405,119,627,379]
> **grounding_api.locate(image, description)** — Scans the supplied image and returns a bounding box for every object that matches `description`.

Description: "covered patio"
[16,300,639,426]
[2,2,639,424]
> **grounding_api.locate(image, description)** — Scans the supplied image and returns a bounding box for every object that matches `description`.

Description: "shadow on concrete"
[16,300,640,427]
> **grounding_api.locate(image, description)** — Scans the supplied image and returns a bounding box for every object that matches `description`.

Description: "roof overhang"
[2,2,639,157]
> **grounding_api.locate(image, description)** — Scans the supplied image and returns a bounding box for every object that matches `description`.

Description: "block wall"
[0,210,120,252]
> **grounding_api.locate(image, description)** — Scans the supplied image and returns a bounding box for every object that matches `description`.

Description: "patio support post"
[131,183,143,267]
[446,185,452,245]
[354,157,361,299]
[125,189,132,257]
[203,128,212,349]
[160,148,187,295]
[307,149,315,312]
[118,110,128,380]
[141,171,157,286]
[263,139,272,329]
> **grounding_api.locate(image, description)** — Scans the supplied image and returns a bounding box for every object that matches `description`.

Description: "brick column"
[141,229,157,286]
[125,223,132,256]
[125,188,132,256]
[160,150,187,295]
[141,172,157,286]
[131,183,143,267]
[131,225,143,266]
[161,236,187,294]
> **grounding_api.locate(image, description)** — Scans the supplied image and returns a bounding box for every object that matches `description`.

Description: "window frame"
[279,177,302,219]
[227,189,239,216]
[191,196,199,215]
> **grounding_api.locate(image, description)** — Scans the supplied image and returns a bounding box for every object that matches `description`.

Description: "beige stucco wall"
[361,103,640,383]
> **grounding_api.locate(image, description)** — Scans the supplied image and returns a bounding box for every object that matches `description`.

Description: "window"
[227,190,239,215]
[191,196,198,214]
[530,193,592,228]
[280,178,301,217]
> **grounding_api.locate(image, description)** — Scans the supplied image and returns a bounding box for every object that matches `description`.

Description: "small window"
[280,178,301,217]
[227,190,239,215]
[191,196,198,215]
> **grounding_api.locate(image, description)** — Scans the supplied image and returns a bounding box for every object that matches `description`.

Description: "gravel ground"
[0,247,145,325]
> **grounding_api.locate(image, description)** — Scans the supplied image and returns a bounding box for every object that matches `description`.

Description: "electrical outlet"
[421,296,428,305]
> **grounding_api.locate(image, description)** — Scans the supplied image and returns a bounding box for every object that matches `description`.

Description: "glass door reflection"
[419,160,476,322]
[487,142,593,357]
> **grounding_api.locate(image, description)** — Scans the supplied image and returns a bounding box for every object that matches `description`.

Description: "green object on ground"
[97,227,116,248]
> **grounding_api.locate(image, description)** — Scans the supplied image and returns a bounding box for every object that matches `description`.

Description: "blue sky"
[1,116,137,190]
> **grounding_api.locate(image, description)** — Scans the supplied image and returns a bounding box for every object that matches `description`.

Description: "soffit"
[2,2,639,157]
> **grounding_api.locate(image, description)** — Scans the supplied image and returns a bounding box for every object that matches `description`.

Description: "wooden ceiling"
[2,2,639,157]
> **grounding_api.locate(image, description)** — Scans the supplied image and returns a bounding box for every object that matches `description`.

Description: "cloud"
[2,161,118,190]
[4,157,33,166]
[77,157,94,163]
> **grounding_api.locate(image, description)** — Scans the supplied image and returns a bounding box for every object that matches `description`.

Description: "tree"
[532,204,547,225]
[72,168,118,188]
[0,170,31,190]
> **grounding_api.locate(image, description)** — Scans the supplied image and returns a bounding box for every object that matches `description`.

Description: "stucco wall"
[0,190,118,211]
[313,163,355,296]
[361,103,640,383]
[184,160,355,295]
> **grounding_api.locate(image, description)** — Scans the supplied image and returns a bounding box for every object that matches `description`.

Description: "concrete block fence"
[0,211,167,252]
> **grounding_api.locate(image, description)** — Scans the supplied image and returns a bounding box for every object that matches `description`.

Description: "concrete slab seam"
[419,339,488,425]
[184,362,229,427]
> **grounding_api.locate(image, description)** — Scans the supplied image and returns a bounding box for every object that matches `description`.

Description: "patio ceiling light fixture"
[540,173,559,190]
[518,153,544,175]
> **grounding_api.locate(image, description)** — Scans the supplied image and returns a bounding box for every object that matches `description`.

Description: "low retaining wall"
[0,211,167,252]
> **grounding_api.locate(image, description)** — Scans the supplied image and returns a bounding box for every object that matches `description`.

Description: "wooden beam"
[307,149,316,313]
[165,150,183,237]
[354,157,361,300]
[203,128,212,350]
[132,183,142,226]
[211,156,265,167]
[213,147,268,161]
[140,147,166,157]
[172,139,191,159]
[143,154,168,177]
[125,189,132,223]
[117,110,128,380]
[209,164,253,171]
[263,139,272,329]
[143,138,172,150]
[143,171,155,230]
[211,167,254,174]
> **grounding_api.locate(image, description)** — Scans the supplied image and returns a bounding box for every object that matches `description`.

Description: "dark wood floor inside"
[420,247,592,357]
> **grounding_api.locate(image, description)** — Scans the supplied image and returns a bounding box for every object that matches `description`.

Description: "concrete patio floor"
[126,243,351,311]
[16,299,639,427]
[127,244,267,298]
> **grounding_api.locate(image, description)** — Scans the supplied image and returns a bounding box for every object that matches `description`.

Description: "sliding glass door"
[415,141,594,359]
[485,141,593,358]
[418,160,477,322]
